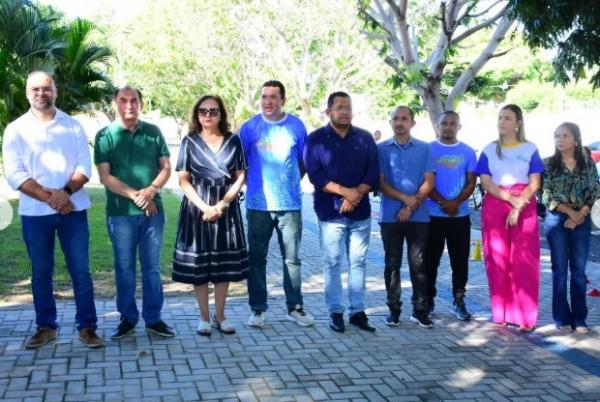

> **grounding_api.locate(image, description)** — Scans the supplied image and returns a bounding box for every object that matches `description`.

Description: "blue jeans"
[319,217,371,315]
[544,211,590,327]
[107,213,165,326]
[246,210,303,312]
[21,211,97,330]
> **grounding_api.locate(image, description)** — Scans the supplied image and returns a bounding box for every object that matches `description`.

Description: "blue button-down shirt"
[378,136,435,223]
[304,124,379,221]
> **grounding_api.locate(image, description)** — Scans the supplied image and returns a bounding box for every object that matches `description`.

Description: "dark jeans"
[246,210,303,312]
[544,211,591,327]
[424,216,471,305]
[21,211,97,330]
[380,222,429,314]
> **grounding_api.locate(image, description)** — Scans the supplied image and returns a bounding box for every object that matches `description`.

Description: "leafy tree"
[53,18,114,114]
[0,0,61,131]
[507,0,600,88]
[0,0,114,141]
[104,0,394,133]
[358,0,518,129]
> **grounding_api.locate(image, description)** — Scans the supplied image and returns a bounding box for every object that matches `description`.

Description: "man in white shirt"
[2,71,103,349]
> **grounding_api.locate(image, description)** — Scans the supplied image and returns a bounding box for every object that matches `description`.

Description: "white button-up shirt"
[2,109,92,216]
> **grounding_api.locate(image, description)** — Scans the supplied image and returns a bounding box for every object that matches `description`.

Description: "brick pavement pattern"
[1,195,599,401]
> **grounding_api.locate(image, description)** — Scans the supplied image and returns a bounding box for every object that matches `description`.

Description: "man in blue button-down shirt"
[378,106,435,328]
[304,92,379,333]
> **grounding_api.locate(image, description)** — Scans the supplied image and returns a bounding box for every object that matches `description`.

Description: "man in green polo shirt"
[94,86,174,340]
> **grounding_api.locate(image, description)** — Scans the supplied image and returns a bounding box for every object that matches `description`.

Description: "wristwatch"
[63,184,73,195]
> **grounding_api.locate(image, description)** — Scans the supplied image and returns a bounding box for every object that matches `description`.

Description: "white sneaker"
[247,311,266,327]
[287,308,315,327]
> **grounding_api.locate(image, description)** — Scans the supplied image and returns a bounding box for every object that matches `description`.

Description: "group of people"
[3,72,596,350]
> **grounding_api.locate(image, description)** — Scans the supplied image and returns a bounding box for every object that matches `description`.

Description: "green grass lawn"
[0,187,246,302]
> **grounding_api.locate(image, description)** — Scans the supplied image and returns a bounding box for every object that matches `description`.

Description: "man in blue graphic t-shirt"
[239,80,314,328]
[425,111,476,321]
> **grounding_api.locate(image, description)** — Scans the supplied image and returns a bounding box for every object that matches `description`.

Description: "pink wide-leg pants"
[481,184,540,328]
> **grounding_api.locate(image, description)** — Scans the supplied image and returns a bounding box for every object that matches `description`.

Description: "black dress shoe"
[349,311,376,332]
[329,313,345,333]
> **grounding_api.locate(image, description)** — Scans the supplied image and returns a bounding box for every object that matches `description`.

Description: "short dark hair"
[262,80,285,99]
[188,95,230,135]
[439,110,460,120]
[327,91,351,109]
[390,105,414,121]
[114,85,143,103]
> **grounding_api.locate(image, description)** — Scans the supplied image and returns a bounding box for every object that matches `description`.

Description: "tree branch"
[366,0,407,65]
[385,0,415,65]
[427,0,463,77]
[446,16,515,108]
[490,47,515,58]
[451,6,506,45]
[460,0,504,21]
[444,0,463,35]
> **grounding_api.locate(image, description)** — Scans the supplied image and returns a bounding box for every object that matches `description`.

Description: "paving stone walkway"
[1,195,599,401]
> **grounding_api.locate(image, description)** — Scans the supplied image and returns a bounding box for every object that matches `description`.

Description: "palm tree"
[54,18,114,114]
[0,1,114,141]
[0,0,62,131]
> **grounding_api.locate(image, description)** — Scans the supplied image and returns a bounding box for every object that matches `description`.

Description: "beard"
[393,126,408,136]
[31,98,54,112]
[330,118,351,130]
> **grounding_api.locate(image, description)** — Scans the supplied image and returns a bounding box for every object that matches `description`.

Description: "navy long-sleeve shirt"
[303,123,379,221]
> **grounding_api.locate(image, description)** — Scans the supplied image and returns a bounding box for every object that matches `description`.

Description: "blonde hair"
[495,104,526,159]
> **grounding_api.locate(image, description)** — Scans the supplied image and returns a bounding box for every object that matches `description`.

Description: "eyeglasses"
[198,108,220,117]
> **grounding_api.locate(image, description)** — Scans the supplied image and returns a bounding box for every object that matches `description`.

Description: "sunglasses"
[198,108,220,117]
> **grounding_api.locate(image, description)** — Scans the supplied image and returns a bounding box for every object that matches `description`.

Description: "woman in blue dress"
[172,95,248,336]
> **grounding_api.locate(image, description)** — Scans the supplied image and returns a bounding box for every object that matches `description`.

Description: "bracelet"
[151,184,160,194]
[62,184,73,195]
[405,205,413,211]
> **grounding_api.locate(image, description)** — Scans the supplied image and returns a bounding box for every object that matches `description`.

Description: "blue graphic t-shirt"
[239,113,307,211]
[427,140,477,217]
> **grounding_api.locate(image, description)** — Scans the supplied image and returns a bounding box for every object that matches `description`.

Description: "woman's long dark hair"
[188,95,230,135]
[547,122,588,173]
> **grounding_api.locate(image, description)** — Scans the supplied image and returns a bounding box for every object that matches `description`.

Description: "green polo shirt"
[94,120,170,216]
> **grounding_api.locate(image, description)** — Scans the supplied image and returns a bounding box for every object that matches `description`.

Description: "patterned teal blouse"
[542,156,600,211]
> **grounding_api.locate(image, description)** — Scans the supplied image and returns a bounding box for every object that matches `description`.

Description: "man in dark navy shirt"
[304,92,379,333]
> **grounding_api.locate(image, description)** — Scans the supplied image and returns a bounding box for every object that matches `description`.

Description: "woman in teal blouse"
[542,122,600,334]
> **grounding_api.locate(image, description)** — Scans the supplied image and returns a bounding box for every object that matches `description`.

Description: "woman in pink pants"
[475,104,544,331]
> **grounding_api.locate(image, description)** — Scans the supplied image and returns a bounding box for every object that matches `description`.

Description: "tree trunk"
[419,78,444,136]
